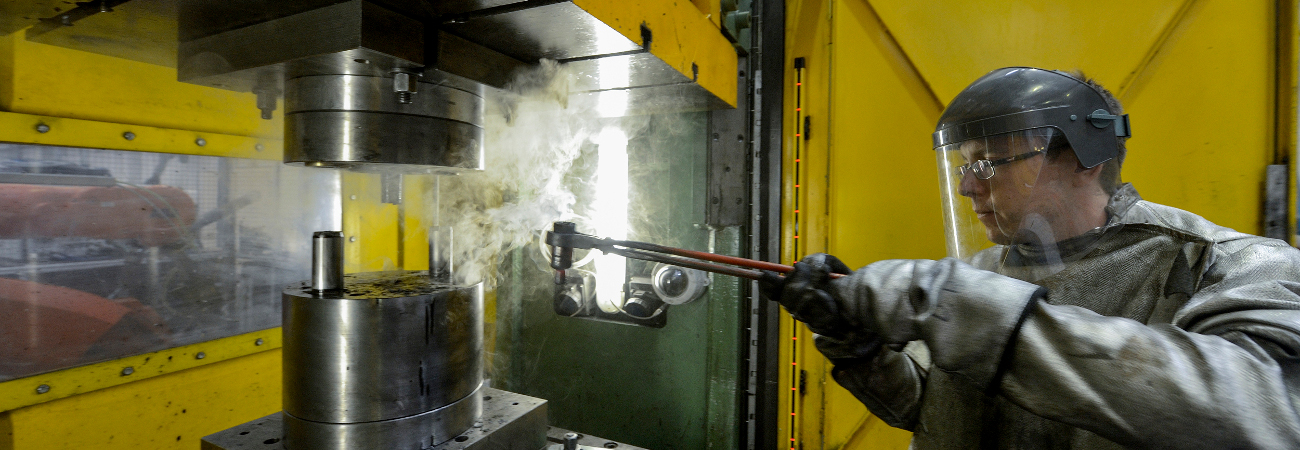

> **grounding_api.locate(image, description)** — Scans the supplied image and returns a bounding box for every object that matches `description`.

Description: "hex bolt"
[121,367,134,376]
[392,71,419,104]
[255,338,264,346]
[563,433,579,450]
[195,352,206,360]
[195,138,207,147]
[34,124,50,133]
[122,131,135,140]
[35,384,50,394]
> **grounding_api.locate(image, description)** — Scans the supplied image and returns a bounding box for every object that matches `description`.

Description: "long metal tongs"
[545,221,843,281]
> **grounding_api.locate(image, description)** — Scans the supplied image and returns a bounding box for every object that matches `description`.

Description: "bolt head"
[35,384,50,394]
[255,338,265,346]
[35,124,49,133]
[121,367,134,376]
[195,351,206,359]
[122,131,135,140]
[195,138,207,147]
[392,72,417,94]
[255,143,265,152]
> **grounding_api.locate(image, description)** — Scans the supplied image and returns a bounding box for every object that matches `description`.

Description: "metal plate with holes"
[545,427,649,450]
[202,388,549,450]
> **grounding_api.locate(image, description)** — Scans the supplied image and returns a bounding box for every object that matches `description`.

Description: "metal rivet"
[195,352,206,360]
[348,236,357,242]
[35,124,49,133]
[1070,115,1078,121]
[255,338,264,346]
[255,143,265,152]
[122,131,135,140]
[121,367,134,376]
[195,138,207,146]
[349,195,358,200]
[35,384,50,394]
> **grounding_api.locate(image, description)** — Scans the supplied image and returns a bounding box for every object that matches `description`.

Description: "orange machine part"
[0,184,198,246]
[0,277,168,379]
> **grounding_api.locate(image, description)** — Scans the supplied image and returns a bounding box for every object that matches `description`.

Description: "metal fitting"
[392,71,419,104]
[122,131,135,140]
[121,366,134,376]
[34,124,49,133]
[35,384,50,394]
[195,138,207,147]
[195,352,206,360]
[255,338,264,346]
[312,231,345,291]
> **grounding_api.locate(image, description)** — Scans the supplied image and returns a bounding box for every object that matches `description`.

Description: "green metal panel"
[492,112,743,450]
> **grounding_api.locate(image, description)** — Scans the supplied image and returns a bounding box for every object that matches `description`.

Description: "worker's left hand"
[759,253,856,339]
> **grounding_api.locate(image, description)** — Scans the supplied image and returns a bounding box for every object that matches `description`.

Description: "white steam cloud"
[432,60,647,287]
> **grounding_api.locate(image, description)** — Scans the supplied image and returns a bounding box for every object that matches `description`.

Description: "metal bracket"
[1086,109,1132,137]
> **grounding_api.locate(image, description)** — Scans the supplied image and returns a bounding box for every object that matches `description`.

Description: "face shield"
[937,128,1088,267]
[932,67,1132,278]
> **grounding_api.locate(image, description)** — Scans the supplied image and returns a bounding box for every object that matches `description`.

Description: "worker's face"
[957,135,1071,245]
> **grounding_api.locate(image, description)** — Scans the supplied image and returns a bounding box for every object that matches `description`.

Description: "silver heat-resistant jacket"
[822,184,1300,449]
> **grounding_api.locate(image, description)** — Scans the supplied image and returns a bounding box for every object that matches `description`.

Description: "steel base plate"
[202,389,547,450]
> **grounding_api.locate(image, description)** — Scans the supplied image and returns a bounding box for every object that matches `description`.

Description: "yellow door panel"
[827,0,947,269]
[868,0,1191,102]
[1121,0,1275,234]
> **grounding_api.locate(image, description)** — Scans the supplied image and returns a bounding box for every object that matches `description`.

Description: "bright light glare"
[598,56,630,89]
[597,90,628,118]
[597,56,629,118]
[593,126,629,312]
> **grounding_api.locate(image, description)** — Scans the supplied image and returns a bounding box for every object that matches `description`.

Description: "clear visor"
[937,128,1068,263]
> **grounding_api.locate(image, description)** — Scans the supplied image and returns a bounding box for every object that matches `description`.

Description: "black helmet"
[932,67,1131,168]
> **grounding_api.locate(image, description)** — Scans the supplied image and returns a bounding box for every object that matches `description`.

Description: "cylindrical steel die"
[283,74,485,171]
[282,271,483,449]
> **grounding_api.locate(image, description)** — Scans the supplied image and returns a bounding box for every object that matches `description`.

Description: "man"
[763,67,1300,448]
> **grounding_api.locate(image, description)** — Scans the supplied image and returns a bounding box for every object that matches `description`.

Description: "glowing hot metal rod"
[545,221,843,283]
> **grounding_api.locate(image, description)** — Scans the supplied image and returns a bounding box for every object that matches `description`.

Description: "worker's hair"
[1046,70,1127,195]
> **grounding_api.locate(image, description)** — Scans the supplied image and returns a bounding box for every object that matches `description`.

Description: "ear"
[1073,161,1104,187]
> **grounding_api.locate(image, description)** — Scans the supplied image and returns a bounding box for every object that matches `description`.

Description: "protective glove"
[758,253,854,338]
[830,258,1047,391]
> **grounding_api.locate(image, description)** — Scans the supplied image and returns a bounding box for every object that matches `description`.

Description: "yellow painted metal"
[342,171,402,272]
[571,0,738,108]
[1282,0,1299,244]
[0,346,281,450]
[785,0,1289,448]
[867,0,1189,104]
[0,110,282,160]
[826,0,945,269]
[781,0,833,448]
[0,29,279,141]
[1118,0,1274,235]
[691,0,724,29]
[0,328,280,413]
